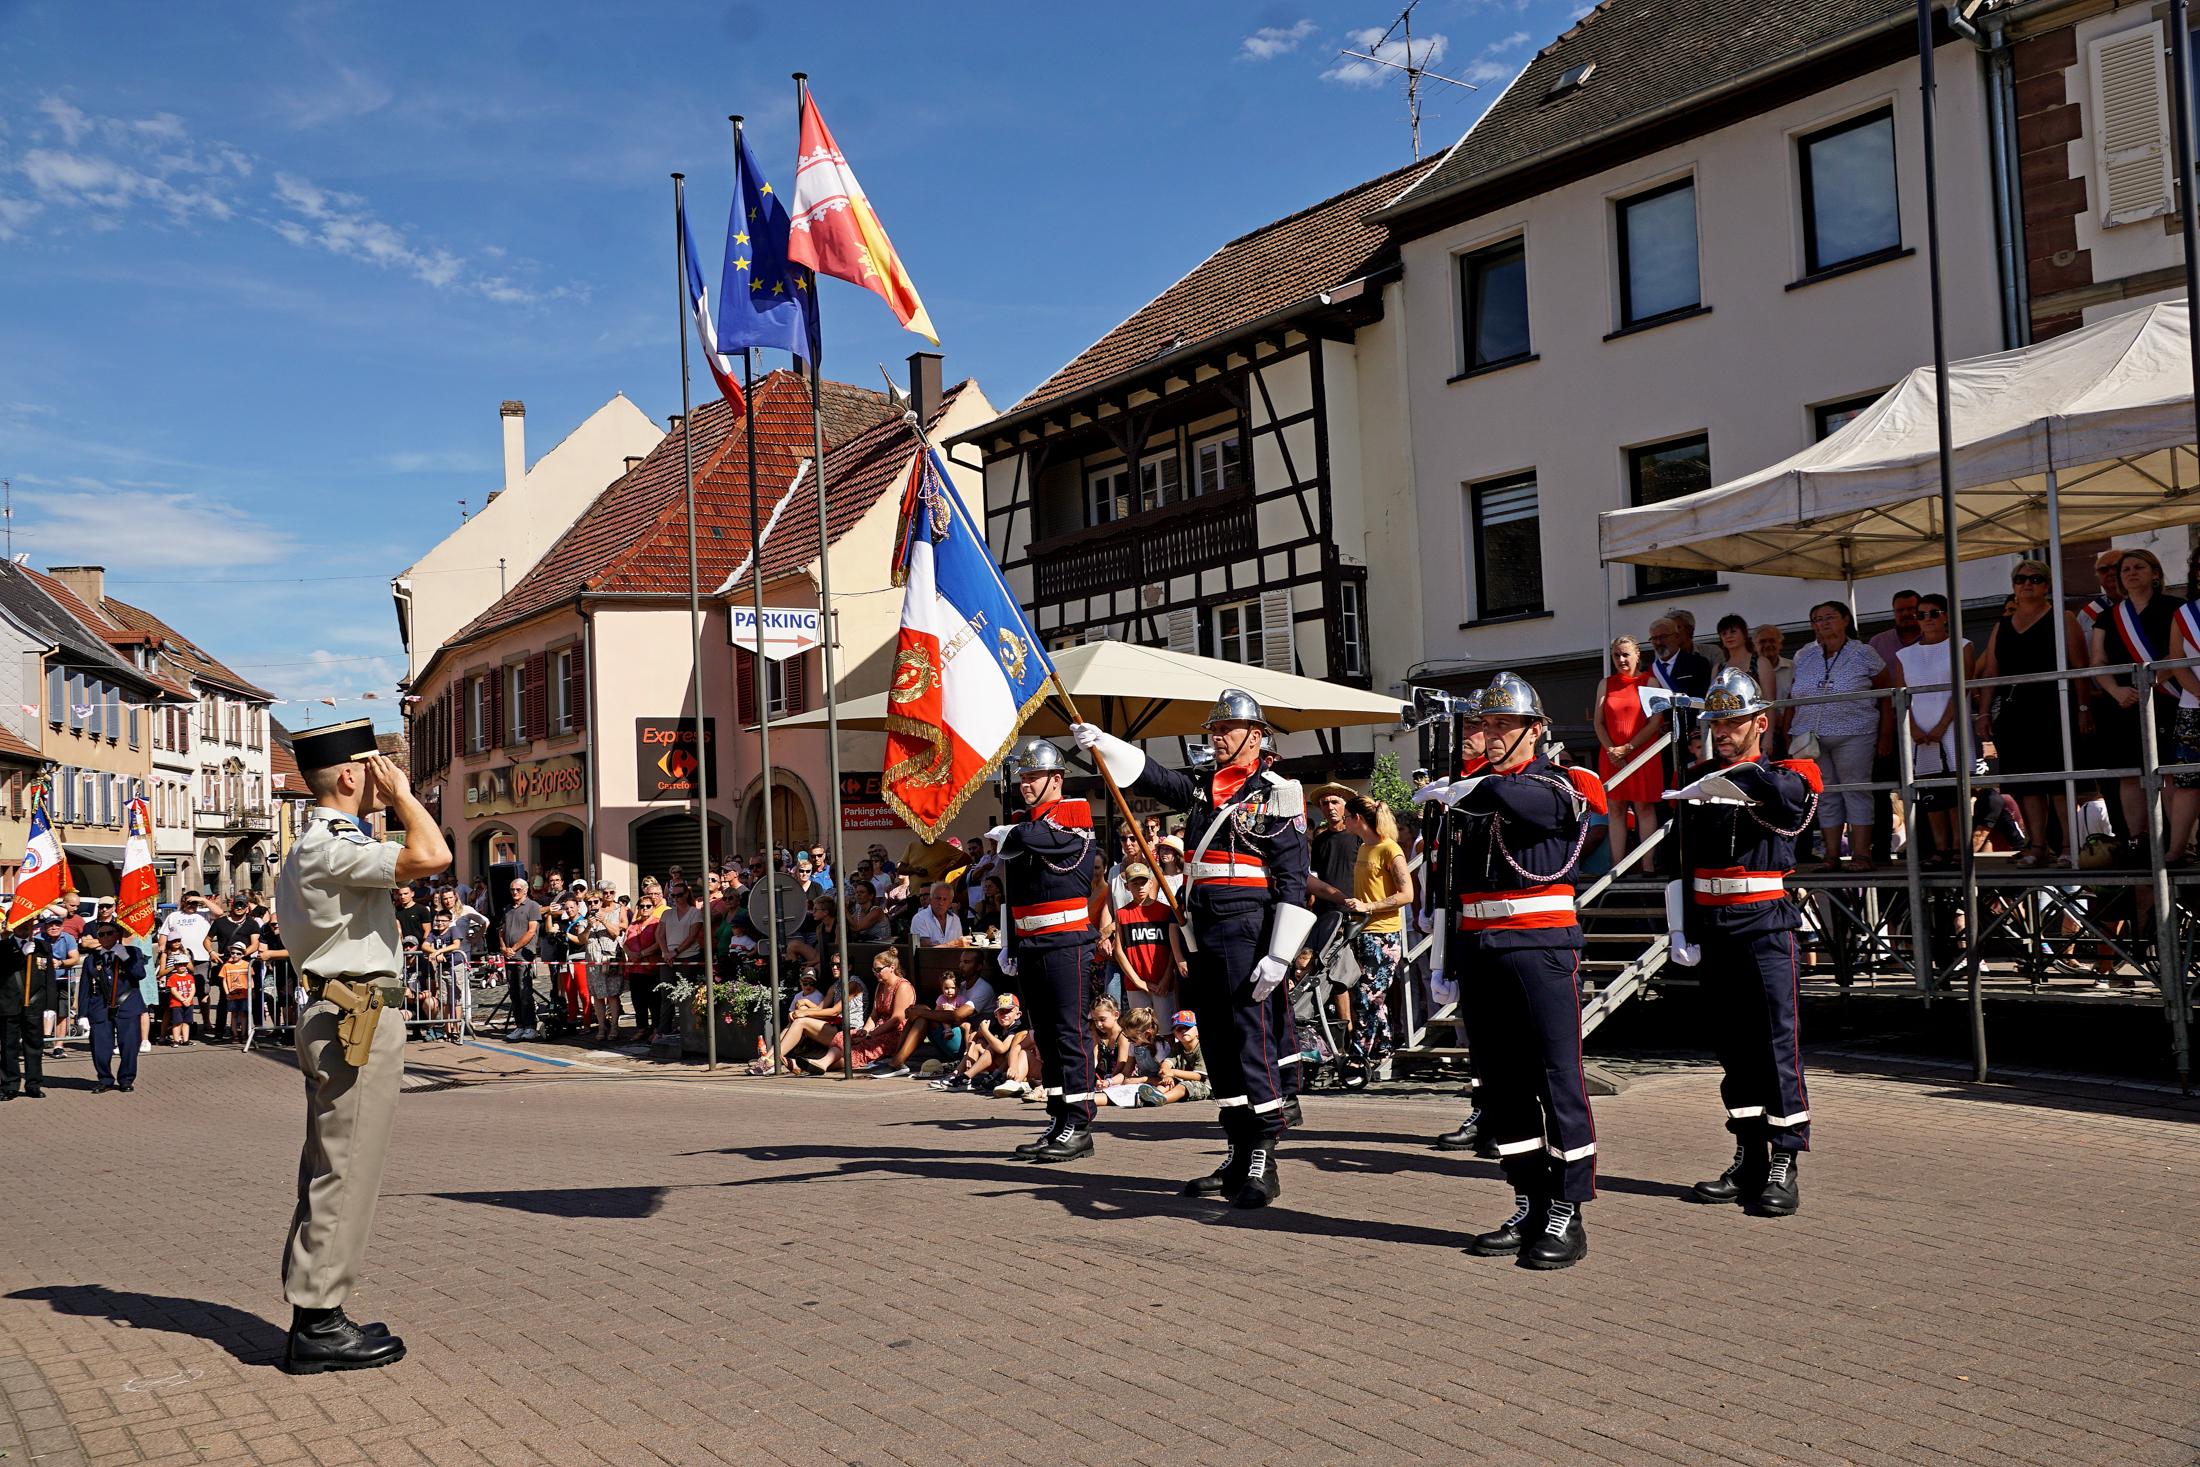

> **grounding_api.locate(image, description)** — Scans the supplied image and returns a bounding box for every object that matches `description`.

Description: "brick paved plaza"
[2,1042,2195,1467]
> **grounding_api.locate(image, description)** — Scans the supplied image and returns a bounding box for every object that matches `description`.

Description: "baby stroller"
[1290,915,1363,1090]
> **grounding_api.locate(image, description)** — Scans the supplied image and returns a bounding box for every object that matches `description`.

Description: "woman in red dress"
[1594,633,1665,864]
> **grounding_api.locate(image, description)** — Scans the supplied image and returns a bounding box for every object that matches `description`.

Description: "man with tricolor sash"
[1665,667,1821,1218]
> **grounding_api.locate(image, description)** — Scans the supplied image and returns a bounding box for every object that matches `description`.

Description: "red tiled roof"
[436,371,890,667]
[0,726,40,763]
[754,381,975,581]
[1004,161,1433,417]
[99,596,274,701]
[268,723,306,798]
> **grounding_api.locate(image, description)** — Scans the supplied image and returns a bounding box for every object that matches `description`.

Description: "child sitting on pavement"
[1141,1012,1210,1106]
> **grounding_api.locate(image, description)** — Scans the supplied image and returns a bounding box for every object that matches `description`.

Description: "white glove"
[1441,775,1487,806]
[984,824,1015,849]
[1070,722,1102,751]
[1410,780,1453,806]
[1663,879,1702,967]
[1249,955,1288,1003]
[1664,771,1750,806]
[995,955,1018,978]
[1074,723,1147,785]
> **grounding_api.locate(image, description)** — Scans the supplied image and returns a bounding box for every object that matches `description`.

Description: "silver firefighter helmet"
[1701,666,1772,719]
[1006,736,1068,780]
[1457,687,1486,724]
[1204,687,1269,730]
[1478,671,1545,721]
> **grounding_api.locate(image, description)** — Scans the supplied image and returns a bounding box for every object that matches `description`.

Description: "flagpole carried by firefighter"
[5,780,74,931]
[671,172,722,1067]
[879,381,1182,924]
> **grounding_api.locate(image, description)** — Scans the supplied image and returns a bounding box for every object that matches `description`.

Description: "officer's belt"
[1454,885,1576,931]
[305,973,404,1005]
[1010,899,1091,934]
[1691,869,1788,904]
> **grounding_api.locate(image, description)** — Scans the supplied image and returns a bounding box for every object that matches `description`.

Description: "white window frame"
[1214,598,1266,667]
[467,675,488,753]
[764,658,790,718]
[1338,579,1368,679]
[550,648,575,734]
[505,663,526,745]
[1138,449,1183,514]
[1086,463,1130,527]
[1193,432,1242,498]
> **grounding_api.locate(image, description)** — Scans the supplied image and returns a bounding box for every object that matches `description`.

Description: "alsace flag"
[5,792,73,930]
[679,191,746,415]
[117,797,157,939]
[882,447,1052,839]
[787,87,937,344]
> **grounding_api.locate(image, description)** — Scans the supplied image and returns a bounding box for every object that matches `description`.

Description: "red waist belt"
[1186,853,1267,889]
[1454,883,1577,931]
[1011,898,1092,935]
[1691,868,1789,906]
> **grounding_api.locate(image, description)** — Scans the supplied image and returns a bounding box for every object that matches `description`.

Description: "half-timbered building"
[950,163,1431,779]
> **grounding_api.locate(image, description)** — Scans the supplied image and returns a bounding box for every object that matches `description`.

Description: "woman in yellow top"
[1339,795,1415,1089]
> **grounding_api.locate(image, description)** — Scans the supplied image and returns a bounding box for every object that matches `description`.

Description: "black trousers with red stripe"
[1187,909,1288,1142]
[1703,928,1810,1152]
[1023,938,1096,1125]
[1472,943,1597,1203]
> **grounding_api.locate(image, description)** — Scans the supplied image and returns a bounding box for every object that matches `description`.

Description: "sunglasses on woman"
[2011,573,2048,585]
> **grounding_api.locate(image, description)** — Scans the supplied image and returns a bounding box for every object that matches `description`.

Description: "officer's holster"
[317,980,385,1068]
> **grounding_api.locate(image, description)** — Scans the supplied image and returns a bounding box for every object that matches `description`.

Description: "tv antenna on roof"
[1339,0,1477,160]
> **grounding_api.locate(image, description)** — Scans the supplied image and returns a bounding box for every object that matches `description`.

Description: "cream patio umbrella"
[774,637,1406,738]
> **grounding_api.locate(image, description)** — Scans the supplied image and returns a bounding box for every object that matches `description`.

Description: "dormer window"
[1545,61,1594,101]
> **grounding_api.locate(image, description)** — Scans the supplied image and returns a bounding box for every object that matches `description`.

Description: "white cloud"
[1492,31,1533,51]
[276,65,395,129]
[17,487,302,571]
[269,649,403,711]
[1324,26,1450,87]
[7,97,250,231]
[1240,19,1317,61]
[0,195,40,240]
[385,448,492,475]
[270,170,464,289]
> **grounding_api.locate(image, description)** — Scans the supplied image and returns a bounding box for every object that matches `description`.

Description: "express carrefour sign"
[465,755,586,817]
[635,716,718,801]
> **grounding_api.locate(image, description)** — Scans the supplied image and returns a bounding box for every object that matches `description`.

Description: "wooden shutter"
[525,651,548,742]
[784,651,808,715]
[735,648,758,726]
[1165,607,1199,656]
[567,648,588,733]
[1258,588,1296,673]
[2091,22,2175,227]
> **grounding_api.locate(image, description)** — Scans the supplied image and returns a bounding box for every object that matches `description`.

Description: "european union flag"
[716,131,818,362]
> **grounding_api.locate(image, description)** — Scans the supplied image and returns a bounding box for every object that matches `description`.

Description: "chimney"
[495,400,525,503]
[46,565,105,608]
[624,455,647,475]
[908,351,943,426]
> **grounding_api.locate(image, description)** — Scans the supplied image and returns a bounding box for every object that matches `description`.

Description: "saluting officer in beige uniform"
[275,720,450,1375]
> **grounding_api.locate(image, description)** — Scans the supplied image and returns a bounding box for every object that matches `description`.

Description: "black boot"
[1692,1138,1768,1204]
[1280,1094,1303,1130]
[1031,1119,1093,1164]
[1434,1107,1481,1151]
[281,1307,406,1375]
[1184,1139,1249,1198]
[1519,1200,1588,1270]
[1230,1142,1280,1209]
[1752,1149,1801,1216]
[1013,1117,1065,1158]
[1467,1192,1539,1256]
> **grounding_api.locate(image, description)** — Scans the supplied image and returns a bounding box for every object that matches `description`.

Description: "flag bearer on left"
[991,738,1102,1164]
[1,923,57,1100]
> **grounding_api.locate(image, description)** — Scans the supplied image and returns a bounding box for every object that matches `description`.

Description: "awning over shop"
[1597,299,2200,580]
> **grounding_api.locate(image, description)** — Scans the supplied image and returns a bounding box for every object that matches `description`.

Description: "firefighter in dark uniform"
[1417,690,1496,1155]
[2,925,58,1099]
[993,738,1103,1164]
[79,924,146,1094]
[1666,667,1819,1217]
[1075,690,1314,1209]
[1446,672,1605,1269]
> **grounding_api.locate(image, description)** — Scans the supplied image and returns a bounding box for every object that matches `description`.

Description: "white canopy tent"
[1597,298,2200,581]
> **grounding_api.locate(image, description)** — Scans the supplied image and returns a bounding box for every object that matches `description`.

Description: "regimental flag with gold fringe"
[882,447,1052,839]
[5,788,73,930]
[118,797,157,939]
[787,87,937,344]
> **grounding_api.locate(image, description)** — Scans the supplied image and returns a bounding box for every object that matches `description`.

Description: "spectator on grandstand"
[786,895,839,968]
[1892,592,1977,868]
[1711,614,1755,677]
[1792,599,1895,870]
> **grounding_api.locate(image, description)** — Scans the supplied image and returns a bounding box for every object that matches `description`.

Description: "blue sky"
[0,0,1572,730]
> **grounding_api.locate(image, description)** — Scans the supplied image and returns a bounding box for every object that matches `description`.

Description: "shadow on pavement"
[6,1284,287,1366]
[422,1185,671,1219]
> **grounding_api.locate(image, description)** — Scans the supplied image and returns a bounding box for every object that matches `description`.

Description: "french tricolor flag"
[6,792,73,930]
[883,448,1054,839]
